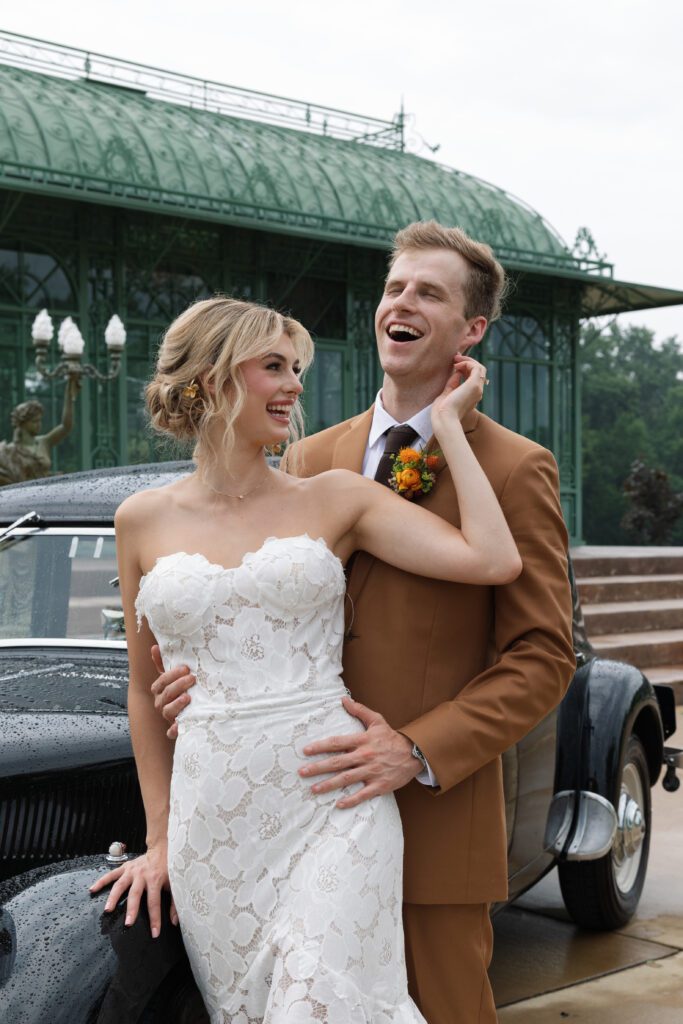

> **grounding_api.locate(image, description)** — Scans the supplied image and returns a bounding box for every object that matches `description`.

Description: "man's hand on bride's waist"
[298,696,422,809]
[150,644,196,739]
[150,643,422,805]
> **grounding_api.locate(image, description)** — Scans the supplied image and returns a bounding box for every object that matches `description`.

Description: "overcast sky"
[2,0,682,341]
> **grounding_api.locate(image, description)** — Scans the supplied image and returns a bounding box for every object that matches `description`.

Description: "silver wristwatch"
[411,743,428,770]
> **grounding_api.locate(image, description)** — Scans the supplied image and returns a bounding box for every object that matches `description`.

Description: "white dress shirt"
[361,391,439,787]
[361,391,435,479]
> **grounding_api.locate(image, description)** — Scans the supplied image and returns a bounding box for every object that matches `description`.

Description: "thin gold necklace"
[201,468,272,501]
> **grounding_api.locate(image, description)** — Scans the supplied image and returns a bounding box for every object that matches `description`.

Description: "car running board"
[544,790,618,861]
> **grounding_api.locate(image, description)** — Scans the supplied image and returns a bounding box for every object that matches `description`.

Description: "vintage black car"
[0,463,680,1023]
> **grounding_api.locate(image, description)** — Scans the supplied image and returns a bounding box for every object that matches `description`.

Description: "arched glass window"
[0,246,76,310]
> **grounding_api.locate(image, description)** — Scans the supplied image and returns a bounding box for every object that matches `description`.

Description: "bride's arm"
[88,493,176,935]
[341,356,522,585]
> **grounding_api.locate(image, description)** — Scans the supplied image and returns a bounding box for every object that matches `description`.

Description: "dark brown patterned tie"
[373,424,419,488]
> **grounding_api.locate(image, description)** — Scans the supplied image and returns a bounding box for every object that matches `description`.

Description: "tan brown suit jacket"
[284,407,575,905]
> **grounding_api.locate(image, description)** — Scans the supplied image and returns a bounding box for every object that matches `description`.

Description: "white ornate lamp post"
[103,314,126,377]
[31,309,127,384]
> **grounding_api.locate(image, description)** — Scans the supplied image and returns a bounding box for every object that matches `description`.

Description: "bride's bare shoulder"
[115,478,188,527]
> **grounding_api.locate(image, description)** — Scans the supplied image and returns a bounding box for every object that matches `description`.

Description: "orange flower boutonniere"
[389,447,441,500]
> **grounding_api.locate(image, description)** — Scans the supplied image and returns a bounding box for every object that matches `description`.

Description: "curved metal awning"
[0,38,680,316]
[0,60,585,275]
[578,278,683,317]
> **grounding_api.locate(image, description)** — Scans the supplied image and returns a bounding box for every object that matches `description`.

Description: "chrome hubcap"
[612,761,646,893]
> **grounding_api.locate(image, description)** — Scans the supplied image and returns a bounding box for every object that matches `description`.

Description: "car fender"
[555,656,665,803]
[0,857,192,1023]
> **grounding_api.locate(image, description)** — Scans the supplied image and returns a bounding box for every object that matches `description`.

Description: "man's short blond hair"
[390,220,508,323]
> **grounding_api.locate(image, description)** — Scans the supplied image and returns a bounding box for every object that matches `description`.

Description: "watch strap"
[411,743,428,770]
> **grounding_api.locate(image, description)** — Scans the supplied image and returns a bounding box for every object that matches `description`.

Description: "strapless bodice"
[135,534,347,719]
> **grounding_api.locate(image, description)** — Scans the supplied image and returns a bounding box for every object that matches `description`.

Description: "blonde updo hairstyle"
[146,296,314,472]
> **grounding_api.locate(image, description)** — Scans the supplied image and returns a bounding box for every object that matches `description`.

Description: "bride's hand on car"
[89,842,177,935]
[431,354,487,433]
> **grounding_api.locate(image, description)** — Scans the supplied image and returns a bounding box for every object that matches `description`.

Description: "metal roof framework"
[0,30,681,318]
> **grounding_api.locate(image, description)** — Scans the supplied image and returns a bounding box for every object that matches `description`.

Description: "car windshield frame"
[0,525,126,650]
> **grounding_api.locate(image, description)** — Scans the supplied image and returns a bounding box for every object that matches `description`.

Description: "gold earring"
[182,380,199,400]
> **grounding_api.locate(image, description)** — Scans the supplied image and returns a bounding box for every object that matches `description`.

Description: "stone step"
[643,664,683,704]
[571,546,683,578]
[578,574,683,604]
[591,629,683,668]
[583,598,683,635]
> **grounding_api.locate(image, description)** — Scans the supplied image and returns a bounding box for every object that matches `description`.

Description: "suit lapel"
[424,409,480,479]
[330,408,377,620]
[331,407,374,471]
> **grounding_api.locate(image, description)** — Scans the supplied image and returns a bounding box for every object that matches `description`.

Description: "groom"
[152,220,574,1022]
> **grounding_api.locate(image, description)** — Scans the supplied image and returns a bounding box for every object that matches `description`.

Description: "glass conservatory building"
[1,32,682,542]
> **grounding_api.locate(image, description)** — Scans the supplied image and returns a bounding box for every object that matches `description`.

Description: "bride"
[90,296,521,1022]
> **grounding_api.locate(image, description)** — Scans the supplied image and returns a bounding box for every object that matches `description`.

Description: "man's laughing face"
[374,248,486,391]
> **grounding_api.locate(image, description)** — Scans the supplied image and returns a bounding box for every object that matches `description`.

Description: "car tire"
[558,733,651,930]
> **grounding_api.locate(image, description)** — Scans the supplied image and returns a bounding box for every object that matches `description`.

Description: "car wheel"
[558,733,651,930]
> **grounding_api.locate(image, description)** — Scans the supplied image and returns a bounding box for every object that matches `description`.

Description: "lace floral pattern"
[135,535,425,1023]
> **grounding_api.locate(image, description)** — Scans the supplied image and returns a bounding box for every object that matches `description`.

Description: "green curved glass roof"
[0,62,572,271]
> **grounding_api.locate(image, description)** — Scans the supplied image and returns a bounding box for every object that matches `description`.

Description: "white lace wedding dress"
[135,534,426,1024]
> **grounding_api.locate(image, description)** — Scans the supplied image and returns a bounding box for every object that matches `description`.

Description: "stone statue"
[0,377,79,486]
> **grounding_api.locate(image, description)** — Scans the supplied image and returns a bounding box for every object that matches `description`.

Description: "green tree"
[580,322,683,544]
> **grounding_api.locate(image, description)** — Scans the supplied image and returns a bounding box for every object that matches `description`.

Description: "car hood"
[0,647,132,777]
[0,647,128,714]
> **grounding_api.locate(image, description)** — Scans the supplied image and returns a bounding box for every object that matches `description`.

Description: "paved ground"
[491,707,683,1022]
